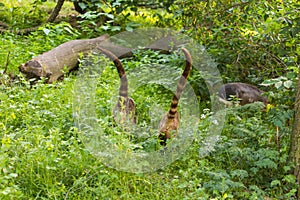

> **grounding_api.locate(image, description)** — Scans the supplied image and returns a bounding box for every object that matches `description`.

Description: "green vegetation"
[0,0,299,199]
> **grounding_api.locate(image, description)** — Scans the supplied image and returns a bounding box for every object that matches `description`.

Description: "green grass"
[0,37,296,199]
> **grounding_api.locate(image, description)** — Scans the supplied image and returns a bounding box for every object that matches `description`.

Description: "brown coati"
[98,47,136,125]
[218,82,270,106]
[158,48,192,145]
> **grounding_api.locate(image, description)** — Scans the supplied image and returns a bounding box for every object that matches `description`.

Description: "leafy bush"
[0,0,56,29]
[172,0,299,84]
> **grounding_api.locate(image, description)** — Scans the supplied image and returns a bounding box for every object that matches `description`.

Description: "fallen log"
[20,34,108,83]
[19,34,133,83]
[19,34,184,83]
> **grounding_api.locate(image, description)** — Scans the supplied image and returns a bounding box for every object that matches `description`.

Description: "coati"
[98,47,136,125]
[158,48,192,145]
[218,82,270,106]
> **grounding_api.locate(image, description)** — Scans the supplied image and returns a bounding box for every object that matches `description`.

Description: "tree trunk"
[46,0,65,23]
[289,70,300,197]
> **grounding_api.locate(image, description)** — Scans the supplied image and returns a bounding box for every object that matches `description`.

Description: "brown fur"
[158,48,192,145]
[98,47,136,125]
[218,82,269,106]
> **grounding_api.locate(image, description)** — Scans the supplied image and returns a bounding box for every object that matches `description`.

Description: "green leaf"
[104,13,114,19]
[274,81,282,89]
[8,173,18,178]
[283,174,296,183]
[0,92,8,101]
[260,80,274,86]
[254,158,277,169]
[283,80,293,88]
[271,180,281,187]
[42,28,51,35]
[125,26,133,32]
[101,25,110,31]
[111,26,121,32]
[78,2,87,10]
[231,169,249,179]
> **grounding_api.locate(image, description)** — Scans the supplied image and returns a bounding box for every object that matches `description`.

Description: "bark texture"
[20,34,111,83]
[46,0,65,23]
[289,70,300,197]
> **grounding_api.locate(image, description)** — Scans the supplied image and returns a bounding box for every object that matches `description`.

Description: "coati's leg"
[98,47,136,125]
[158,48,192,145]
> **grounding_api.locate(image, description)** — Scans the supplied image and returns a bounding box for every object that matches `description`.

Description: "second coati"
[98,47,136,125]
[218,82,270,106]
[158,48,192,145]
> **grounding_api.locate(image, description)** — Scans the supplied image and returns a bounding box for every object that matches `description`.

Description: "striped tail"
[98,47,128,98]
[167,48,192,118]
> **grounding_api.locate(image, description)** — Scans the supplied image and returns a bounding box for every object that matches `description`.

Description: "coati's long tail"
[98,47,128,98]
[167,47,192,118]
[158,48,192,145]
[98,47,136,125]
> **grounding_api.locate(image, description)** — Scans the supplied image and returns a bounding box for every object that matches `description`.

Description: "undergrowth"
[0,45,296,199]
